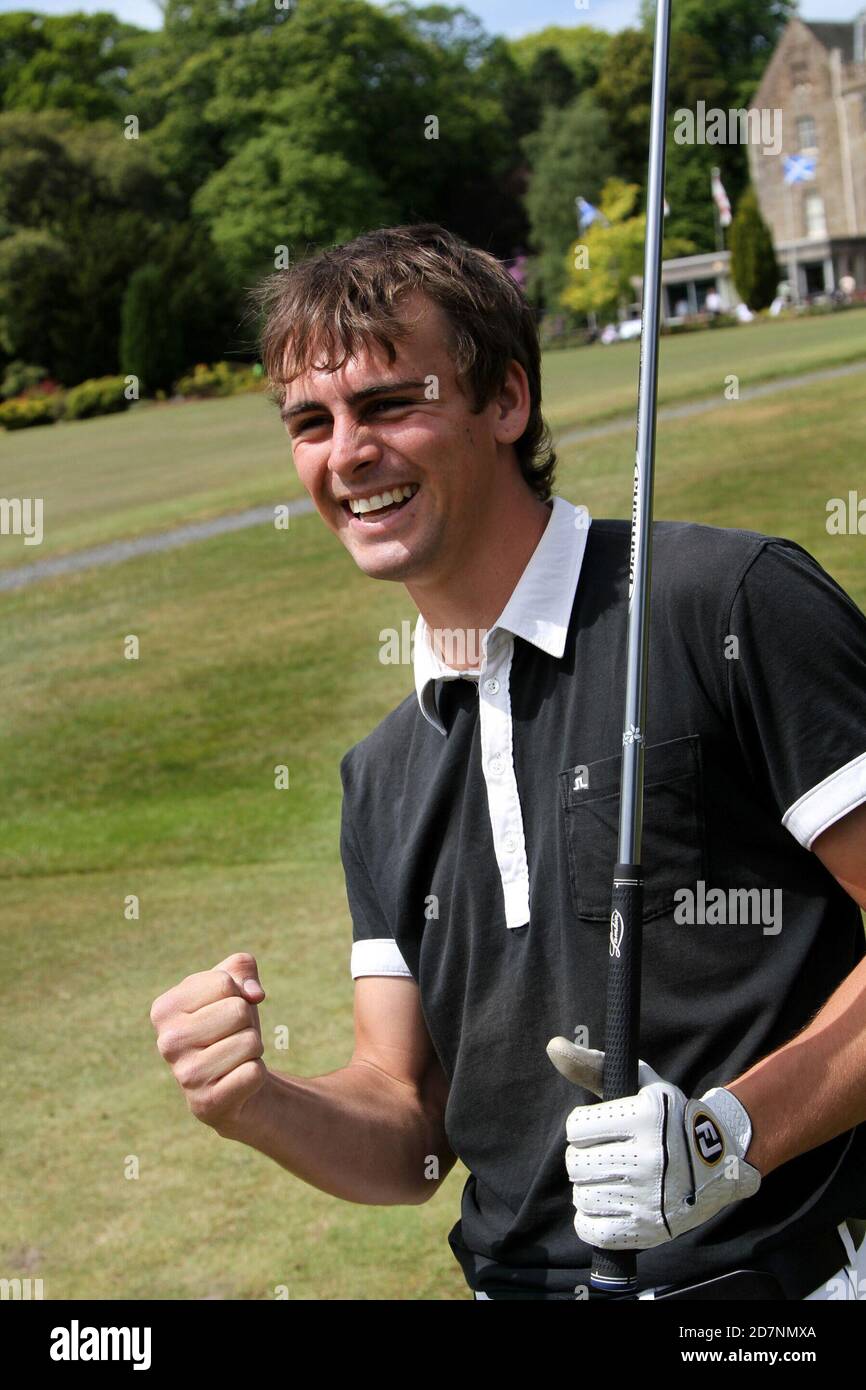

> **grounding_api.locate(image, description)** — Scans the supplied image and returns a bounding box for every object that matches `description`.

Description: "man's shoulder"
[339,688,428,792]
[589,516,777,560]
[586,517,799,606]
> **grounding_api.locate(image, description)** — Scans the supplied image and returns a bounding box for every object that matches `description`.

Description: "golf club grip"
[591,865,644,1292]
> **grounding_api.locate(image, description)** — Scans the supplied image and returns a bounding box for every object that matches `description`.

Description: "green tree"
[507,24,612,92]
[0,13,146,120]
[0,112,174,382]
[561,178,694,322]
[729,186,779,310]
[119,222,239,394]
[639,0,796,104]
[120,264,185,395]
[0,229,73,369]
[188,0,525,283]
[521,96,615,309]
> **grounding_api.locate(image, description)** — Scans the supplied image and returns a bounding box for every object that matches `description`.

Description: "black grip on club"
[590,864,644,1294]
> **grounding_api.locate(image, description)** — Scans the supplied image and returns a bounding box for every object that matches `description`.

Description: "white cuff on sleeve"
[351,938,413,979]
[782,750,866,849]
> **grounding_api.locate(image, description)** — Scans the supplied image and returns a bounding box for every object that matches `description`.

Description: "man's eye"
[294,399,414,436]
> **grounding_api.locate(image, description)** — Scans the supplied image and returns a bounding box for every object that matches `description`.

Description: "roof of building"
[801,20,857,62]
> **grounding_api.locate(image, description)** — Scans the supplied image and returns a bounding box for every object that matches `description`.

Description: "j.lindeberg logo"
[49,1321,152,1371]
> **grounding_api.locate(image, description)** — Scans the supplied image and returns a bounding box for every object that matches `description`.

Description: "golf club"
[589,0,673,1296]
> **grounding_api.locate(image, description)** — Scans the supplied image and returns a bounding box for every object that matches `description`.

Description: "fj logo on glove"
[609,910,624,958]
[693,1113,724,1165]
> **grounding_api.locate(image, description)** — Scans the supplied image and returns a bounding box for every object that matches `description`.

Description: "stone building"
[748,12,866,298]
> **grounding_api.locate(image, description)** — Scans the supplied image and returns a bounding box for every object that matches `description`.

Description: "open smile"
[341,482,420,530]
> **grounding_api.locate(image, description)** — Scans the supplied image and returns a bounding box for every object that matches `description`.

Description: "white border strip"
[782,750,866,849]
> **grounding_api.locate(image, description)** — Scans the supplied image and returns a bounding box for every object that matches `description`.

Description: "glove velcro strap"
[700,1086,753,1159]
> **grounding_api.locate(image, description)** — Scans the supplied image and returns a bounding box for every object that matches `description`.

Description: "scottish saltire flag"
[783,154,816,184]
[575,196,610,229]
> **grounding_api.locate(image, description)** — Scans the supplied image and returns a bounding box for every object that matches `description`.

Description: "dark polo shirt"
[339,500,866,1298]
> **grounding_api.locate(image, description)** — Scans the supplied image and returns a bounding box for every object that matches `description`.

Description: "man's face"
[281,291,527,585]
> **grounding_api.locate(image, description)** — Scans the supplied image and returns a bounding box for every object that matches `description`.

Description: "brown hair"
[252,223,556,501]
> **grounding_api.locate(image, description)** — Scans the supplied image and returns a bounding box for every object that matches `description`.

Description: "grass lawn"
[1,306,864,571]
[1,328,865,1299]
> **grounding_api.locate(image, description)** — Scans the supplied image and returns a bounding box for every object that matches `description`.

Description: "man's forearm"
[215,1059,454,1205]
[727,954,866,1175]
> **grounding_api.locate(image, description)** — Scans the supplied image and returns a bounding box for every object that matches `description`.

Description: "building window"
[804,194,827,239]
[796,115,817,150]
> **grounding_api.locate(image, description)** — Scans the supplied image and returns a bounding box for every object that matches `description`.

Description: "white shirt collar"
[413,496,592,734]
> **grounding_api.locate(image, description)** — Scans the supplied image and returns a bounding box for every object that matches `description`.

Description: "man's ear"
[492,360,531,445]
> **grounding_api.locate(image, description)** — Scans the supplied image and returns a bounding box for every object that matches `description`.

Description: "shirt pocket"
[558,734,707,922]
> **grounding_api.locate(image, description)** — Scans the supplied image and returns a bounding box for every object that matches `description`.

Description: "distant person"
[705,288,722,317]
[151,224,866,1302]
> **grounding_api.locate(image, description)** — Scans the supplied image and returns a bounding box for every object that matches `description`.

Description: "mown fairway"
[1,317,865,1299]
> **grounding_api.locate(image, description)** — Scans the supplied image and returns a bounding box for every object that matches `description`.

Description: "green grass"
[1,307,864,571]
[542,306,866,435]
[1,321,865,1299]
[0,393,303,570]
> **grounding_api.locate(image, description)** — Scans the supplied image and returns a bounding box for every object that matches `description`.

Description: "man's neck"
[407,494,553,672]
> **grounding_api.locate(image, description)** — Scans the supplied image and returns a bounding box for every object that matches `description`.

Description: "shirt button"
[484,678,500,695]
[503,834,517,853]
[488,756,504,776]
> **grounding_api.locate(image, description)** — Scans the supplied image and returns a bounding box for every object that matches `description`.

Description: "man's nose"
[328,412,382,480]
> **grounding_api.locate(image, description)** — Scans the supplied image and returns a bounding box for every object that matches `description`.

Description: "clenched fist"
[150,952,268,1133]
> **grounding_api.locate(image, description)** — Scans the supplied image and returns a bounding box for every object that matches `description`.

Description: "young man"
[151,224,866,1301]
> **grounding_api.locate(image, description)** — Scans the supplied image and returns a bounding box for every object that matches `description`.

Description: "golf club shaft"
[590,0,673,1296]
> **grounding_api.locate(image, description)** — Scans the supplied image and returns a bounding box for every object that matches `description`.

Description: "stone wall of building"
[748,18,866,246]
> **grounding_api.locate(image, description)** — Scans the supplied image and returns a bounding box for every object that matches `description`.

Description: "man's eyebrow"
[280,379,430,424]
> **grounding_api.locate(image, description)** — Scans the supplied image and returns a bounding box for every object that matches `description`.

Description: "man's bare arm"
[151,956,455,1206]
[727,801,866,1175]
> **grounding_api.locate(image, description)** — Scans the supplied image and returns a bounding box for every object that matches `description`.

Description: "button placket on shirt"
[478,631,530,929]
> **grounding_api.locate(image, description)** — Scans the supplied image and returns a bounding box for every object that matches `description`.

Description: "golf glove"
[546,1037,762,1250]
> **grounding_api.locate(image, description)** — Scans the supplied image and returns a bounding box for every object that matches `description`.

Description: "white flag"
[711,167,732,227]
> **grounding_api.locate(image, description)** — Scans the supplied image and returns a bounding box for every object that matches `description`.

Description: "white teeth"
[349,483,419,515]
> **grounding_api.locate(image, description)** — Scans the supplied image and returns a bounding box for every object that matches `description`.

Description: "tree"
[521,96,615,310]
[561,178,694,323]
[120,264,185,395]
[0,13,146,121]
[0,229,74,368]
[729,186,779,310]
[188,0,526,282]
[119,223,239,394]
[507,24,612,93]
[0,112,174,382]
[639,0,796,105]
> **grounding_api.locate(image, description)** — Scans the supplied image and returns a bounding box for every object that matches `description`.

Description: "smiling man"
[151,223,866,1301]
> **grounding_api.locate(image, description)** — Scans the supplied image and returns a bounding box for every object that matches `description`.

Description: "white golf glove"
[546,1037,762,1250]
